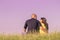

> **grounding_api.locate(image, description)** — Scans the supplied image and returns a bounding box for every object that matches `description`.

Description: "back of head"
[41,17,47,21]
[31,13,37,19]
[40,17,47,23]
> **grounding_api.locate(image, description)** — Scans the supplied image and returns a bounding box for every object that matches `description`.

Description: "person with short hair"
[24,14,41,33]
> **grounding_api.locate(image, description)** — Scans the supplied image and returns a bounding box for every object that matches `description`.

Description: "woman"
[39,17,48,35]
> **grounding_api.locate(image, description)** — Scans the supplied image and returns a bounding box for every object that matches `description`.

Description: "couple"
[24,14,48,35]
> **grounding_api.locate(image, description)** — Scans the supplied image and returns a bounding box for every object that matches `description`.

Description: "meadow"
[0,32,60,40]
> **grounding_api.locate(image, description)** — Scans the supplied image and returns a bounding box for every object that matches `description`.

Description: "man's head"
[31,14,37,19]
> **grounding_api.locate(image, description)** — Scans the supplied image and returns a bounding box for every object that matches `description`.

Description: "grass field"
[0,32,60,40]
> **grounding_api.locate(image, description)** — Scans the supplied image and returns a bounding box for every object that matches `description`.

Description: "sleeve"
[38,21,42,27]
[37,21,42,31]
[24,21,28,30]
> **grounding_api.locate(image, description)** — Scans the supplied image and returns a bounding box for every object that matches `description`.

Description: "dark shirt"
[24,18,41,33]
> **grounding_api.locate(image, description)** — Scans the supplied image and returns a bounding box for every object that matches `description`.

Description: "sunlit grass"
[0,32,60,40]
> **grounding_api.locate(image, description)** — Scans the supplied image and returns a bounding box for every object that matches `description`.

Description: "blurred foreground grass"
[0,32,60,40]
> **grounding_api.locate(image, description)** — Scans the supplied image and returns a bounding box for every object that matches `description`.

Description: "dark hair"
[41,17,47,22]
[41,17,48,30]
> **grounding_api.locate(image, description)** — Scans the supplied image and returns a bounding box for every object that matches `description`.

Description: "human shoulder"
[25,19,31,22]
[36,20,40,22]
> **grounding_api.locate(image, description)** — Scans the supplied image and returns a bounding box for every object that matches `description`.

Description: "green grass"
[0,32,60,40]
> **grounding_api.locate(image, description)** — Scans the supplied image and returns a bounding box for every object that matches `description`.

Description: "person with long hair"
[39,17,48,35]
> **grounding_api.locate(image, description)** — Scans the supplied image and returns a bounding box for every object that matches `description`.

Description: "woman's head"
[40,17,47,23]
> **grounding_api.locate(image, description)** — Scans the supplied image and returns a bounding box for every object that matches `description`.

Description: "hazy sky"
[0,0,60,34]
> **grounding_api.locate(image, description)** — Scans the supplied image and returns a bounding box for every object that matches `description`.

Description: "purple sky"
[0,0,60,34]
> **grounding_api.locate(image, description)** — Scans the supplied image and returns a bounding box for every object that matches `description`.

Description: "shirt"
[24,18,41,32]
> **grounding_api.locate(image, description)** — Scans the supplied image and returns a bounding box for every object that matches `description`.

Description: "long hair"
[41,17,48,30]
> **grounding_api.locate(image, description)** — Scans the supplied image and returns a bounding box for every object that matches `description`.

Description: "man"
[24,14,41,33]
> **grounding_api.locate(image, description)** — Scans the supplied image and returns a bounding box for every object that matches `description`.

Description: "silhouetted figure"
[24,14,41,33]
[39,17,49,35]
